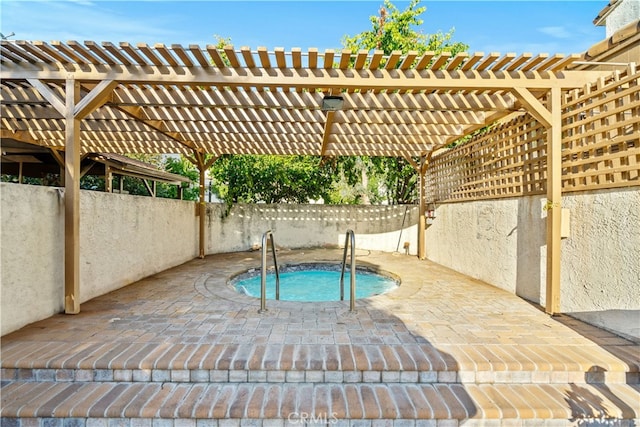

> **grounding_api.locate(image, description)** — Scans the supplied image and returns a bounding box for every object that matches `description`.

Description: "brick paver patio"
[1,248,639,426]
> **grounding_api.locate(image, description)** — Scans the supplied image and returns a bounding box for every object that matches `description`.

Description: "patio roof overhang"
[0,41,616,316]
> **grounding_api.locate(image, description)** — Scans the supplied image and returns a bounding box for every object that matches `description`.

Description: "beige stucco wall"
[425,188,640,341]
[1,184,65,334]
[560,188,640,341]
[1,183,199,335]
[206,204,419,255]
[78,190,199,302]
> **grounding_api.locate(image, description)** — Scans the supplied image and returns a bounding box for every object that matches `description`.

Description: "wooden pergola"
[0,41,611,315]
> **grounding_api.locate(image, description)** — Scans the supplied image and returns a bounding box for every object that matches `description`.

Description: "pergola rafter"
[0,40,614,315]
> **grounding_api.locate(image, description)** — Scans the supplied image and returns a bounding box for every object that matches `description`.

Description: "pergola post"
[64,79,82,314]
[513,86,563,315]
[417,154,432,260]
[190,152,218,259]
[403,154,431,259]
[197,153,206,259]
[26,78,117,314]
[418,168,426,259]
[105,165,112,193]
[545,87,563,315]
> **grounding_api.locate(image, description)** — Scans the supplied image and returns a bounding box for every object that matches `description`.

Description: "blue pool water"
[232,265,398,302]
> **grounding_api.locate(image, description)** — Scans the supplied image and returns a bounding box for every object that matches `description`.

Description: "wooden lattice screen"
[427,65,640,203]
[562,66,640,191]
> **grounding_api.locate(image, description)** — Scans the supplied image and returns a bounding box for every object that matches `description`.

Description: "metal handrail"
[259,230,280,313]
[339,229,356,312]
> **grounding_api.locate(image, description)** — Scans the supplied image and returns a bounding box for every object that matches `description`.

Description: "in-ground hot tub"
[230,263,399,302]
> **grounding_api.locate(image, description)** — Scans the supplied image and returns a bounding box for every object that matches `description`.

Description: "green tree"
[160,156,199,200]
[210,155,337,206]
[342,0,467,57]
[206,36,347,208]
[341,0,468,204]
[370,156,418,204]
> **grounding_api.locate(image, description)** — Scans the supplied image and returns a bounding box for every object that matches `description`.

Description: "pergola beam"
[0,129,44,146]
[26,79,66,115]
[158,85,518,112]
[320,111,336,156]
[75,79,118,119]
[512,87,551,127]
[114,104,201,152]
[7,67,610,91]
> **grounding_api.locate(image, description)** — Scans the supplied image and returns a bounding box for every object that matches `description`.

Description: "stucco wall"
[603,0,640,37]
[425,188,640,341]
[206,204,419,255]
[425,197,544,298]
[78,190,199,302]
[560,188,640,341]
[1,183,199,335]
[1,184,65,335]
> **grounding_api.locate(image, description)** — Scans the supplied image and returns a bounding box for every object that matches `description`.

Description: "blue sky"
[1,1,607,55]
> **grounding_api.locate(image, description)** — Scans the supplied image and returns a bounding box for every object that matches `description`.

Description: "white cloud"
[67,0,96,6]
[538,26,572,39]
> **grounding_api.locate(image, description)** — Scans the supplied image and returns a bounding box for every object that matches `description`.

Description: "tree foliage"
[163,155,199,200]
[340,0,468,204]
[342,0,467,58]
[209,155,337,205]
[370,157,418,204]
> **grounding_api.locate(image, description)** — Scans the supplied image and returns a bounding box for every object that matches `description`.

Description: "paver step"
[2,343,638,385]
[3,366,637,386]
[2,381,639,424]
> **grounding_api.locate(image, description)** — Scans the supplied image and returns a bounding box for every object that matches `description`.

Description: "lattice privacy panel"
[562,66,639,191]
[427,66,640,203]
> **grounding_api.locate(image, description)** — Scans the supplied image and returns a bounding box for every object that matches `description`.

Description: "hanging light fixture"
[321,95,344,111]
